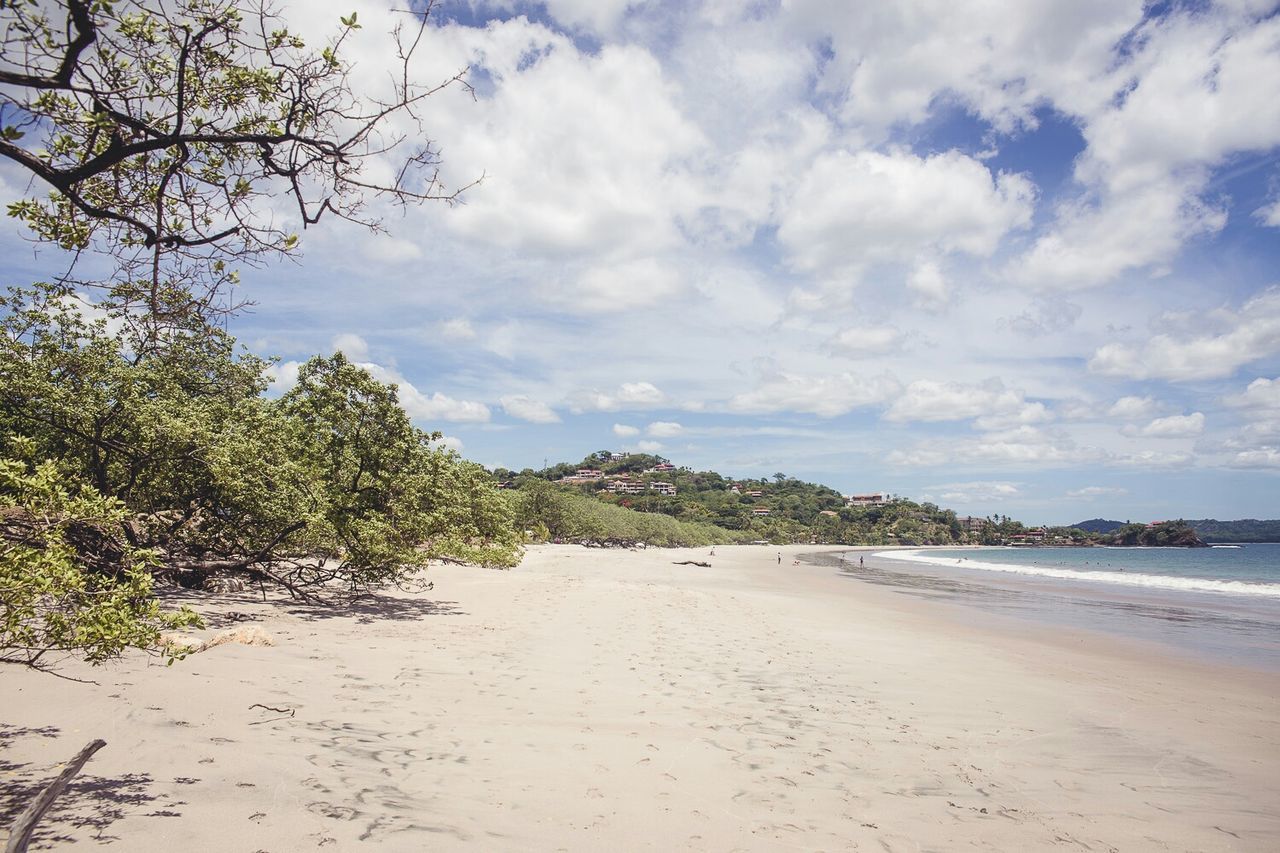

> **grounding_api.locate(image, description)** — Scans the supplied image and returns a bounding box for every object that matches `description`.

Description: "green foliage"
[0,0,468,321]
[0,284,520,611]
[1184,518,1280,543]
[513,480,750,548]
[0,454,201,668]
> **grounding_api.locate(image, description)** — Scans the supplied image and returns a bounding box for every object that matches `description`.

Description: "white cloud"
[1109,449,1194,468]
[499,395,561,424]
[332,333,370,361]
[430,434,466,454]
[636,439,664,453]
[1066,486,1129,499]
[825,325,903,358]
[907,261,949,311]
[778,149,1034,280]
[1121,412,1205,438]
[572,381,667,412]
[647,421,684,437]
[1227,448,1280,469]
[612,423,640,437]
[890,426,1107,469]
[787,0,1141,133]
[439,318,476,340]
[1254,198,1280,228]
[361,363,491,423]
[442,25,705,259]
[1010,10,1280,289]
[1088,288,1280,381]
[265,359,301,392]
[726,371,900,417]
[927,481,1022,503]
[885,379,1031,424]
[1225,377,1280,411]
[545,257,685,314]
[1107,395,1158,420]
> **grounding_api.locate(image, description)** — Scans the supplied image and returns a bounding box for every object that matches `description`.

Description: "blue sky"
[3,0,1280,525]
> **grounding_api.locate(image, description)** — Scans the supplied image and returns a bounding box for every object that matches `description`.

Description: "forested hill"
[495,451,974,546]
[1186,519,1280,542]
[1072,518,1126,533]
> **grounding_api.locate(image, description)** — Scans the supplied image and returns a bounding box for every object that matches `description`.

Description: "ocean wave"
[872,550,1280,598]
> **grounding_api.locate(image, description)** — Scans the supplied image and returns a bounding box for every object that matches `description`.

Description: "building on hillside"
[729,484,741,494]
[845,493,886,507]
[649,481,677,495]
[645,462,676,473]
[575,469,604,479]
[819,510,839,517]
[495,481,515,490]
[607,479,646,495]
[745,490,764,498]
[751,507,771,516]
[957,516,986,532]
[608,452,628,461]
[1007,528,1047,546]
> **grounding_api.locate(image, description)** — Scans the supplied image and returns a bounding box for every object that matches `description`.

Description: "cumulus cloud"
[636,440,664,453]
[906,261,949,310]
[332,333,370,361]
[1121,412,1205,438]
[647,421,684,437]
[889,427,1106,468]
[612,423,640,437]
[778,149,1034,280]
[1066,486,1129,498]
[884,379,1036,425]
[726,371,900,417]
[1227,448,1280,468]
[1109,449,1194,468]
[361,363,491,423]
[927,481,1022,503]
[441,23,705,259]
[1088,288,1280,381]
[1255,198,1280,228]
[545,257,685,314]
[824,325,903,358]
[571,382,667,412]
[264,359,301,392]
[1008,9,1280,289]
[438,318,476,340]
[1225,376,1280,411]
[1107,395,1158,420]
[500,395,561,423]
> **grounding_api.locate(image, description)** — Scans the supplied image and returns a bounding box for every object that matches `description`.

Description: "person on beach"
[777,553,781,564]
[859,555,864,567]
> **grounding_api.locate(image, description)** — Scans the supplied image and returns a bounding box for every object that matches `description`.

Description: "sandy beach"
[3,543,1278,851]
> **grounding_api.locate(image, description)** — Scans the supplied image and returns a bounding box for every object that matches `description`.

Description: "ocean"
[825,544,1280,672]
[882,544,1280,597]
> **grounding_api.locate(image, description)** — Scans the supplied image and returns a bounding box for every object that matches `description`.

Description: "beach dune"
[3,544,1277,850]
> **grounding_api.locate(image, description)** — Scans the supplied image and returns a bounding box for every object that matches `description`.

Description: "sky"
[4,0,1280,525]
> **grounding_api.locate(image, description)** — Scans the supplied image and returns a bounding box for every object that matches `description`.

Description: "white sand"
[3,543,1277,850]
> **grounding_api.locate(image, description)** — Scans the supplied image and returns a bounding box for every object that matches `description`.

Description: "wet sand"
[3,543,1278,850]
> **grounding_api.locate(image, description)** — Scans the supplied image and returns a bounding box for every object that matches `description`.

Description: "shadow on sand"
[0,724,182,847]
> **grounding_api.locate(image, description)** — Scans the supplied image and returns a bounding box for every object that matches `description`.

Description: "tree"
[0,0,472,324]
[1,451,200,669]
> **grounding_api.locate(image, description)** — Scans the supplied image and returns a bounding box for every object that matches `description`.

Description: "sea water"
[833,545,1280,671]
[880,544,1280,598]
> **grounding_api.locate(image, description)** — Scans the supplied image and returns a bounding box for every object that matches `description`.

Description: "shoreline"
[3,543,1277,850]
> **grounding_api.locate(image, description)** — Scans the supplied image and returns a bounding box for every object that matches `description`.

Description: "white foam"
[872,550,1280,599]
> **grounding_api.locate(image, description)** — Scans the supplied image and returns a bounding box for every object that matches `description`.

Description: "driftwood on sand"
[672,560,712,568]
[5,739,106,853]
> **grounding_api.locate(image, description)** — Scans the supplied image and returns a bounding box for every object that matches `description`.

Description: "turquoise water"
[880,544,1280,597]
